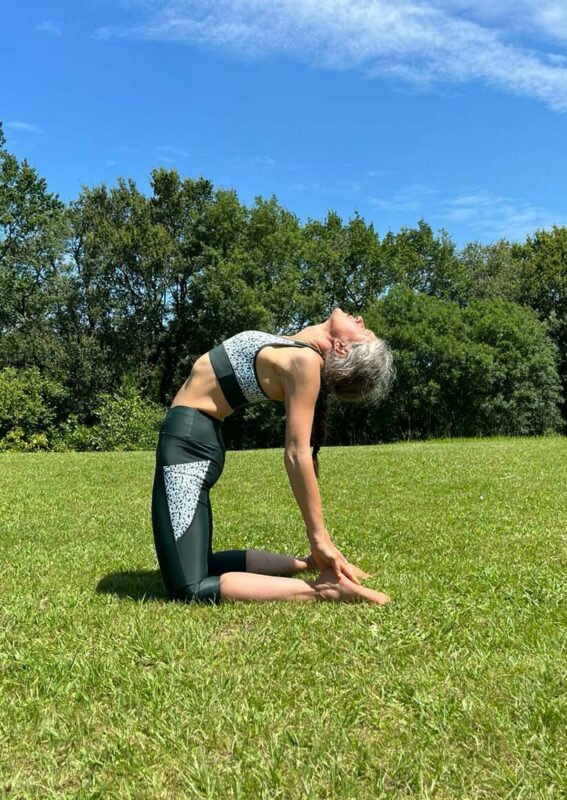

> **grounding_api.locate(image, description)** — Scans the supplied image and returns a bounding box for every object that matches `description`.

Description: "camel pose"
[151,309,393,605]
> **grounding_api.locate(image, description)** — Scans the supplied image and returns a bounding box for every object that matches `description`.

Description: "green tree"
[301,211,387,321]
[152,174,249,395]
[459,239,520,302]
[243,196,304,330]
[382,220,469,303]
[361,287,562,442]
[0,123,68,373]
[66,176,171,400]
[463,299,563,435]
[512,227,567,418]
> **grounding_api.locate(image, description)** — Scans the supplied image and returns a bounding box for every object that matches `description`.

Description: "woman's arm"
[282,351,359,582]
[282,350,326,540]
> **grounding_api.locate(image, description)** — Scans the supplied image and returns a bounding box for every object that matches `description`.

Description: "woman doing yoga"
[151,308,394,605]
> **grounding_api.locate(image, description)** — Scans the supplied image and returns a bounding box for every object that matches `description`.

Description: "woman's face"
[329,308,376,345]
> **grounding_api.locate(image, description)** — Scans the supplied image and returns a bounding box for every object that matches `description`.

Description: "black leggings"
[151,405,247,603]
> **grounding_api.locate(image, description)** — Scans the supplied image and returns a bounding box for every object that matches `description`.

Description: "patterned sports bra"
[208,330,322,411]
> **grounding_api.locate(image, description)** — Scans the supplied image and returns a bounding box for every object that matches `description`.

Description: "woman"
[151,308,394,605]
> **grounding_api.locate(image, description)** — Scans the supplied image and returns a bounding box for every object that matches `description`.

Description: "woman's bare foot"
[313,568,390,606]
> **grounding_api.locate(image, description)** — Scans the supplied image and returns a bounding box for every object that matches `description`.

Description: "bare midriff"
[170,347,295,421]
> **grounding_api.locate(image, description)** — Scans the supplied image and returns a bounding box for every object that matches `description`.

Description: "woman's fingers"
[336,550,371,580]
[349,564,373,579]
[311,542,367,585]
[339,561,361,585]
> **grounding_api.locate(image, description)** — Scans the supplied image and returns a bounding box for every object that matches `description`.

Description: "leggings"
[151,405,247,603]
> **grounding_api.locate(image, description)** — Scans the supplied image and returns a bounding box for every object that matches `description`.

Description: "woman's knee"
[172,575,222,605]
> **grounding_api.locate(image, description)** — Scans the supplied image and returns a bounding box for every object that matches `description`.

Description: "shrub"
[361,287,563,442]
[463,299,563,435]
[0,367,68,448]
[61,387,165,451]
[0,427,50,452]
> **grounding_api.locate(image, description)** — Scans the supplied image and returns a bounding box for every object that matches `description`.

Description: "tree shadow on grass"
[96,569,168,603]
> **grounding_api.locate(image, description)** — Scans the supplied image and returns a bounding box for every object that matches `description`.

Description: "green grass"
[1,437,566,799]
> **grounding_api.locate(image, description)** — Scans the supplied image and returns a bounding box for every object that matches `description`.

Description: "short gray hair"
[322,337,395,403]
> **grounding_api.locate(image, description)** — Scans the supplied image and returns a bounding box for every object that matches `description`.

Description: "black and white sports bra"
[208,331,321,411]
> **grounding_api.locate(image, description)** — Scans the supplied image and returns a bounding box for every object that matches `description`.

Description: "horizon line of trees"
[1,122,565,451]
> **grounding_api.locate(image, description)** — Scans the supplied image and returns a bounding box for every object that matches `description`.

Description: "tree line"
[0,123,565,451]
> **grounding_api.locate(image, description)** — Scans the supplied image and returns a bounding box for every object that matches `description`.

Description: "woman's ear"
[332,338,348,357]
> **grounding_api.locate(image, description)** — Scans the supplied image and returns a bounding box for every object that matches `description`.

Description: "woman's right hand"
[310,535,362,585]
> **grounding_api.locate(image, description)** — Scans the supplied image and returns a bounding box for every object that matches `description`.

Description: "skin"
[170,309,389,606]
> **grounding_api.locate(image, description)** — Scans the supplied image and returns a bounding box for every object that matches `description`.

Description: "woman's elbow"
[284,446,313,467]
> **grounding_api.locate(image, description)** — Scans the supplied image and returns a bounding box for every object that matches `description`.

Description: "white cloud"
[36,20,63,36]
[437,191,565,240]
[430,2,567,45]
[6,121,44,134]
[367,183,565,239]
[370,183,437,212]
[535,3,567,43]
[99,1,567,111]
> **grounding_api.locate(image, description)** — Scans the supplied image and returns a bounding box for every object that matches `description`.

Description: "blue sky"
[2,0,567,246]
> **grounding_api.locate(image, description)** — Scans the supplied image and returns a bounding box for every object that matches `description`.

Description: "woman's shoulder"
[272,340,323,380]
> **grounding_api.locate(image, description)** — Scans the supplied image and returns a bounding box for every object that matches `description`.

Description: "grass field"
[1,437,566,799]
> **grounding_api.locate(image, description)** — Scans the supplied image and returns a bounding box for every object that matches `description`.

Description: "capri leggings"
[151,405,247,604]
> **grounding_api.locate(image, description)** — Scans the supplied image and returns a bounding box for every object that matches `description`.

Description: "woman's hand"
[310,537,363,585]
[305,550,372,580]
[338,558,373,581]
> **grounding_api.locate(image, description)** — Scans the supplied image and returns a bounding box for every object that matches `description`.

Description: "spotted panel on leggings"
[223,331,296,403]
[163,460,211,540]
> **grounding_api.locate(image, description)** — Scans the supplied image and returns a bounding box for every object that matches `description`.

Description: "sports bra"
[208,330,322,411]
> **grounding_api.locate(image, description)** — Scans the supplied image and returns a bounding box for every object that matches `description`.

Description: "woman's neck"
[290,322,331,355]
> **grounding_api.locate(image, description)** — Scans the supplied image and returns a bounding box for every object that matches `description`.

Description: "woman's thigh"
[152,455,214,593]
[151,406,225,600]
